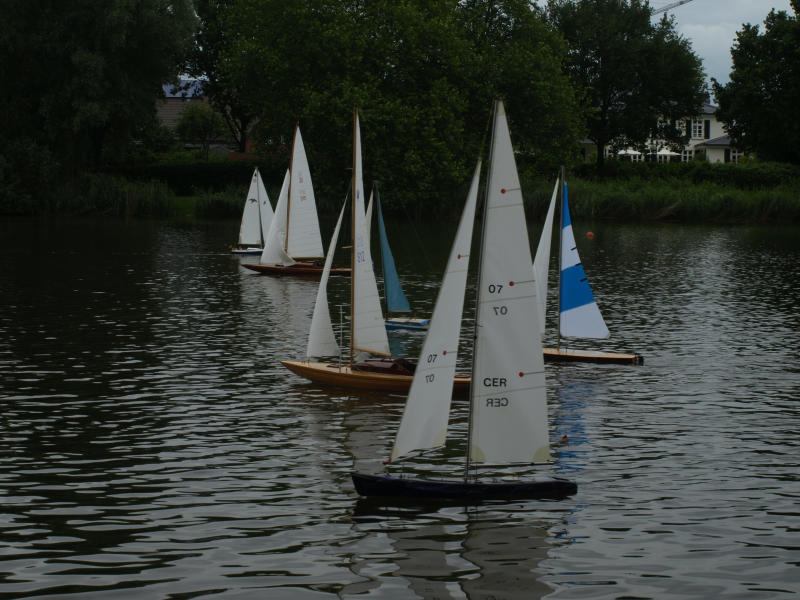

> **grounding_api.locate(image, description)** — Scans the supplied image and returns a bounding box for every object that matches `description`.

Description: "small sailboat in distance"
[281,108,469,394]
[351,100,576,500]
[538,167,643,365]
[231,167,273,255]
[243,124,349,277]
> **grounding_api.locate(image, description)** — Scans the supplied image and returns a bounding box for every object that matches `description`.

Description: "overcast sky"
[654,0,795,86]
[532,0,796,93]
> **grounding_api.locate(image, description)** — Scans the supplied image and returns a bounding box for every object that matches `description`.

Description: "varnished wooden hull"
[242,262,350,278]
[281,360,470,395]
[543,347,643,365]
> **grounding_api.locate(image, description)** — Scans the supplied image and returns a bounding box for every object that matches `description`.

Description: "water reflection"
[0,217,799,598]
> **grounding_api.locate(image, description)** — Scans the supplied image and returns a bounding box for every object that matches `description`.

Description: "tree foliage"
[176,103,228,159]
[547,0,706,168]
[191,0,583,214]
[712,2,800,164]
[0,0,196,201]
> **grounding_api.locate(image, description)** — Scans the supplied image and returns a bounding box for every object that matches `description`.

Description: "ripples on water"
[0,217,798,599]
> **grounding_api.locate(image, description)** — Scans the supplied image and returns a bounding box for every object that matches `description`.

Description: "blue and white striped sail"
[376,190,411,314]
[559,180,609,339]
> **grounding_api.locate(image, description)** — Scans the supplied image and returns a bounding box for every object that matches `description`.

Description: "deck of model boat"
[542,347,644,365]
[281,360,471,394]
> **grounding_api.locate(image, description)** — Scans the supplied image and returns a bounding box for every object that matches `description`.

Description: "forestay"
[390,160,481,461]
[351,111,390,357]
[470,101,550,465]
[559,180,609,339]
[287,126,324,259]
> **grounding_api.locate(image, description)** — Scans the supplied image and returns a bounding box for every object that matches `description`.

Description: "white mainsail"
[259,169,295,266]
[470,100,550,465]
[306,198,347,358]
[351,110,390,357]
[286,126,324,259]
[256,169,274,243]
[390,160,481,462]
[238,168,265,247]
[364,188,375,266]
[532,179,558,338]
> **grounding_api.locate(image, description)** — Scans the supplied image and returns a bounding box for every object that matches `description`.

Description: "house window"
[682,148,694,162]
[691,119,704,138]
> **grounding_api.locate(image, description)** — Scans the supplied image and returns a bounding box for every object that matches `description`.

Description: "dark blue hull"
[351,472,577,500]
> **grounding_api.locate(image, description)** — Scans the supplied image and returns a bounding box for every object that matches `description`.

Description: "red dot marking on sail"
[519,372,524,377]
[457,254,461,259]
[501,188,507,194]
[443,350,447,355]
[509,281,515,286]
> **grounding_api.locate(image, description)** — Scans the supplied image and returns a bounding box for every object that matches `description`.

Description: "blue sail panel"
[377,193,411,313]
[559,181,609,339]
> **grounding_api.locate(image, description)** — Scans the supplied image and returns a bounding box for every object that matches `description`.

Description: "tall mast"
[349,108,357,365]
[285,121,299,253]
[557,165,565,351]
[464,100,497,481]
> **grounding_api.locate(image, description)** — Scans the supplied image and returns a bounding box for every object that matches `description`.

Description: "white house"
[603,102,744,164]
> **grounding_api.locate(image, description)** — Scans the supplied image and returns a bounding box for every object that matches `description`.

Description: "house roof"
[162,79,203,99]
[694,134,731,148]
[701,102,718,115]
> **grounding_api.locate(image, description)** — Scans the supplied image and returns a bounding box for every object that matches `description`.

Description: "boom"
[652,0,695,15]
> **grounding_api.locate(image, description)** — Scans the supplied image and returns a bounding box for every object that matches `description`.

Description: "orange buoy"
[586,231,595,240]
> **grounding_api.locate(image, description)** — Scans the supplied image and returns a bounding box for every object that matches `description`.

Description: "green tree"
[712,2,800,164]
[547,0,706,169]
[0,0,196,193]
[190,0,257,153]
[176,103,228,159]
[191,0,580,214]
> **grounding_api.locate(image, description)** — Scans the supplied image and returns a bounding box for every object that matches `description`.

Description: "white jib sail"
[470,100,550,465]
[390,160,481,462]
[259,169,295,266]
[256,168,274,243]
[351,111,390,356]
[532,179,558,338]
[287,126,324,259]
[238,168,263,246]
[307,198,347,358]
[364,189,374,266]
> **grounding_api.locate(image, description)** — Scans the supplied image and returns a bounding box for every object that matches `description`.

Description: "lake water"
[1,215,798,599]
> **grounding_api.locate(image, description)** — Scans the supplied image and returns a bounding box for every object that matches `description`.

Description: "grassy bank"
[3,160,800,223]
[523,176,800,224]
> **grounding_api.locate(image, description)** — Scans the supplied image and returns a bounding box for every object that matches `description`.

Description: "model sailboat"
[231,167,273,255]
[352,100,576,499]
[535,168,643,365]
[243,124,349,277]
[367,185,430,332]
[281,109,468,394]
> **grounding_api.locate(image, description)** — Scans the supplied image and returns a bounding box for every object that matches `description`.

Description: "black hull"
[351,472,577,500]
